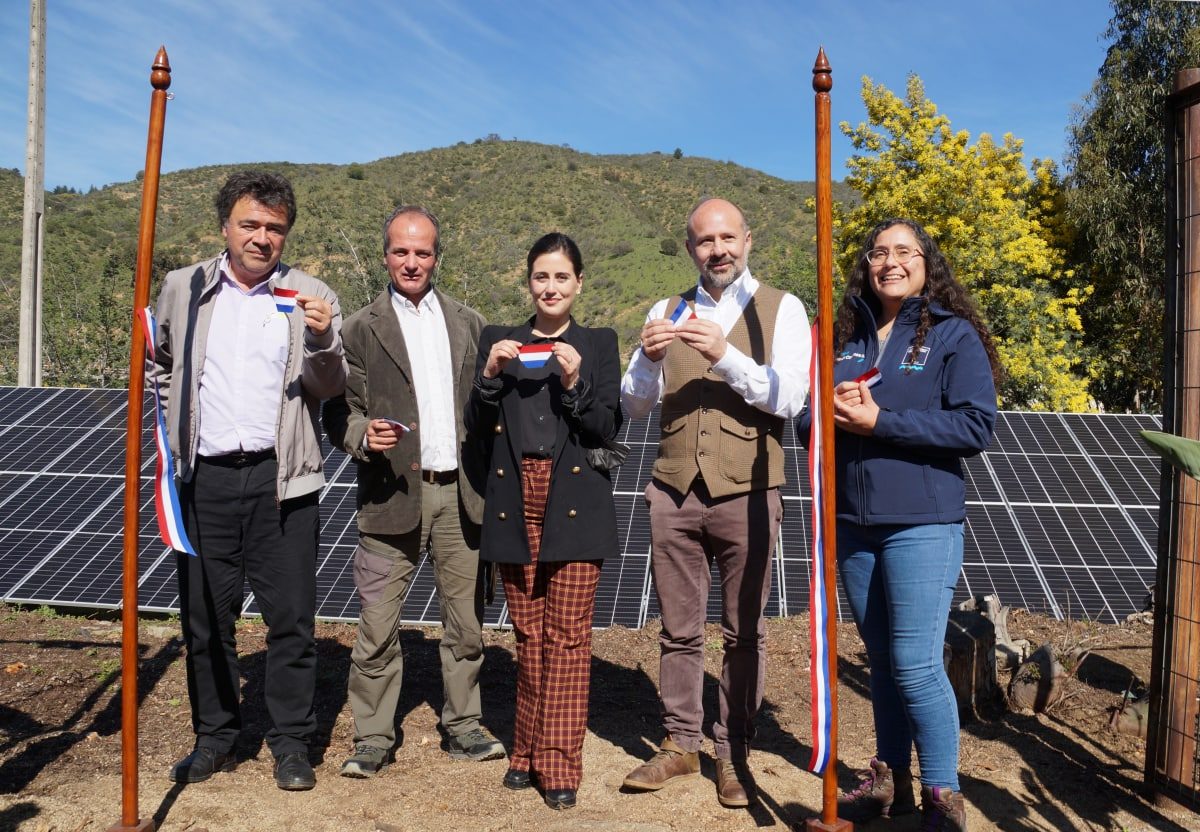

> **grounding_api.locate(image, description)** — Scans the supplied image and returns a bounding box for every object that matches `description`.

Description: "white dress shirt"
[197,257,288,456]
[390,286,458,472]
[620,269,811,420]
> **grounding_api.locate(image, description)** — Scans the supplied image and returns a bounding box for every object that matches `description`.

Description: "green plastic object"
[1140,430,1200,481]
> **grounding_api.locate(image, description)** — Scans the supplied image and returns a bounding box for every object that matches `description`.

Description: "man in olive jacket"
[322,205,502,778]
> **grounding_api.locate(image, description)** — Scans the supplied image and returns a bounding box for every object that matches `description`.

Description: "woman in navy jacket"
[799,219,998,831]
[464,233,621,811]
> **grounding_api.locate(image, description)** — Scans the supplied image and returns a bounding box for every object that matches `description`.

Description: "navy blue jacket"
[798,295,997,525]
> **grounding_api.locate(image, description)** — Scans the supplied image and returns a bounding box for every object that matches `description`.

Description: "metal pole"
[108,46,170,832]
[17,0,45,387]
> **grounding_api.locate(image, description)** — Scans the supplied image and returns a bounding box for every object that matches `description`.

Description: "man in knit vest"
[620,197,811,808]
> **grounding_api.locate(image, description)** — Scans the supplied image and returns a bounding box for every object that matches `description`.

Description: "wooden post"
[1145,66,1200,812]
[108,46,170,832]
[806,47,852,832]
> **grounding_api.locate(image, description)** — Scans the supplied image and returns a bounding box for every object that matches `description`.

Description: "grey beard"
[700,263,740,293]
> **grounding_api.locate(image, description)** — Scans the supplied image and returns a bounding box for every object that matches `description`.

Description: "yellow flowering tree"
[837,75,1092,411]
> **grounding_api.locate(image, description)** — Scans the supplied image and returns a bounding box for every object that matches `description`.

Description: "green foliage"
[673,148,683,160]
[1066,0,1200,411]
[839,75,1091,411]
[659,238,679,257]
[346,164,366,181]
[0,145,832,386]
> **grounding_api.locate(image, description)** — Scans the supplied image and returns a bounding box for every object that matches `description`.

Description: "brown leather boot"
[714,758,755,808]
[622,737,701,791]
[837,757,916,822]
[919,785,967,831]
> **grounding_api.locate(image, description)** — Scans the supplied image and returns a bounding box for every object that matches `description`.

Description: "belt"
[421,469,458,485]
[199,449,276,468]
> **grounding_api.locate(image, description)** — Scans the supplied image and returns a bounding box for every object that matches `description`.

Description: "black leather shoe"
[544,788,577,810]
[503,768,533,790]
[169,747,235,783]
[273,751,316,791]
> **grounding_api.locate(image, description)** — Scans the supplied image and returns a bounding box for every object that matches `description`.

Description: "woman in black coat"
[464,232,621,811]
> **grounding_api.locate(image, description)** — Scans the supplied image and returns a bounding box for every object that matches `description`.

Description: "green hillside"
[0,141,849,386]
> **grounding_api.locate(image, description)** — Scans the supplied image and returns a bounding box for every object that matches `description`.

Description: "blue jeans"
[837,521,964,790]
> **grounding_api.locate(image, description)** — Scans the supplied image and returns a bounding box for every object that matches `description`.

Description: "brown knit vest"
[653,284,786,498]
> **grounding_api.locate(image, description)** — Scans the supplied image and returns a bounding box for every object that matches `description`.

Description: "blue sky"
[0,1,1113,191]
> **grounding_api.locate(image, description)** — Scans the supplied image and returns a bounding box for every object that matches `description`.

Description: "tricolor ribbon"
[272,286,299,313]
[853,366,882,388]
[667,297,696,327]
[518,343,554,369]
[807,322,832,773]
[136,306,196,556]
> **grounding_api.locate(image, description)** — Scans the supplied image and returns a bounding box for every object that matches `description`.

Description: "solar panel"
[0,386,1164,626]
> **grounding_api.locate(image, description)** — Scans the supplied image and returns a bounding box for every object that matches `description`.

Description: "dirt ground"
[0,603,1194,832]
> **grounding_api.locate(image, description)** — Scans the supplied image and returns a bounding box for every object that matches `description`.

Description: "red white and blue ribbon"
[807,322,832,773]
[853,366,882,388]
[272,286,299,313]
[667,297,696,327]
[518,343,554,369]
[136,306,196,556]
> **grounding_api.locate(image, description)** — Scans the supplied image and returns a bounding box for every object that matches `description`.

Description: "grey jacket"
[322,287,486,534]
[151,255,347,501]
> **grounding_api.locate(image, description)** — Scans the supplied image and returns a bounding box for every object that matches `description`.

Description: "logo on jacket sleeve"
[898,345,931,371]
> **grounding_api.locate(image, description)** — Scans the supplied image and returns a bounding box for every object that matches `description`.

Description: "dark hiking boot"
[837,757,916,822]
[920,785,967,831]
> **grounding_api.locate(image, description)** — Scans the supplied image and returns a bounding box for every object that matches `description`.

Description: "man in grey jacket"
[152,170,346,791]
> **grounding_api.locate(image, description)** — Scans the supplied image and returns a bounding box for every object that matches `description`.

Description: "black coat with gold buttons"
[464,318,621,564]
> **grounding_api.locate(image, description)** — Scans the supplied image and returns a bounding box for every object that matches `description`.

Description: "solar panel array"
[0,386,1162,626]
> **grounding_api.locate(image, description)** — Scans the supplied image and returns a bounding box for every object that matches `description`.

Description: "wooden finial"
[813,47,832,93]
[151,46,171,91]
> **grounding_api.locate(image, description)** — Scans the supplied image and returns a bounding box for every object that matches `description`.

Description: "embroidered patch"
[898,345,931,371]
[837,350,866,363]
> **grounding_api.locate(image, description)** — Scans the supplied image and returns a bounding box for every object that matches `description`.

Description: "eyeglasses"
[865,246,923,266]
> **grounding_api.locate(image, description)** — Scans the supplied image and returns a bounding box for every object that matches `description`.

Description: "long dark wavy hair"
[835,218,1002,385]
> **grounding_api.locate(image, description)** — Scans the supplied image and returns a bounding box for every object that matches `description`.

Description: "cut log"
[944,606,1002,720]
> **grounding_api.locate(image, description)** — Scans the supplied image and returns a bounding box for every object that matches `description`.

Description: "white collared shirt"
[620,269,811,420]
[390,286,458,471]
[197,255,288,456]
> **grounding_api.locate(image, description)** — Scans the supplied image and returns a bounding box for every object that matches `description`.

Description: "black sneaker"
[446,727,506,761]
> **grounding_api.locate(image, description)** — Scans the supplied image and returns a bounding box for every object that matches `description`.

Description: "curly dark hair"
[835,218,1002,385]
[215,170,297,230]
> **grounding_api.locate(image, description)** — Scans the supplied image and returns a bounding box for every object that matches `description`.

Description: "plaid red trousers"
[499,457,601,790]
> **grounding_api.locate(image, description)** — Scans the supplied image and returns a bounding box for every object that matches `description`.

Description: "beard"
[699,256,744,292]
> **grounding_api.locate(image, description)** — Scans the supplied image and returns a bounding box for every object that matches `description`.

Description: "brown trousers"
[499,457,601,790]
[647,478,782,761]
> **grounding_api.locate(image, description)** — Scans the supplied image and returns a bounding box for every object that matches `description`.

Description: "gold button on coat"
[568,509,577,518]
[571,466,581,474]
[494,424,503,434]
[497,468,505,477]
[410,462,420,471]
[498,512,507,520]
